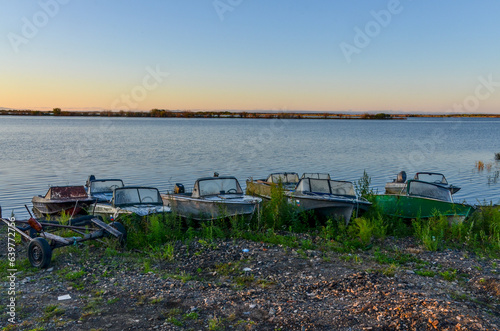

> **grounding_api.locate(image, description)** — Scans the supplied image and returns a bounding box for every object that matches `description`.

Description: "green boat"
[374,180,473,222]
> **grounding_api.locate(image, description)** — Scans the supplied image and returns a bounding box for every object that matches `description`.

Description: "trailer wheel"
[110,222,127,246]
[28,238,52,268]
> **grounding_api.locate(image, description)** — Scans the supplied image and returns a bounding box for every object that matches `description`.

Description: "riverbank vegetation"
[2,108,500,119]
[115,181,500,261]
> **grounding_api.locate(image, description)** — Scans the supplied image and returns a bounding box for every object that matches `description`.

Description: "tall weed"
[260,182,299,231]
[354,170,376,199]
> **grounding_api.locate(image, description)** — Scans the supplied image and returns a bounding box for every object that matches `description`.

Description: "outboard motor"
[396,171,407,183]
[174,183,185,194]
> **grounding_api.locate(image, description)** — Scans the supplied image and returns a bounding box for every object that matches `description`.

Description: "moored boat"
[301,173,331,180]
[85,175,124,203]
[385,171,461,195]
[91,186,170,219]
[246,172,300,199]
[289,177,371,223]
[375,179,472,222]
[162,176,262,220]
[32,186,95,217]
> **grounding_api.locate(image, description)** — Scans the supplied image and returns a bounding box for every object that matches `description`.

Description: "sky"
[1,0,500,113]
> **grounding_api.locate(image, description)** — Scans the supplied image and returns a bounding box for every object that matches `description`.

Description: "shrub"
[354,170,376,199]
[260,181,299,231]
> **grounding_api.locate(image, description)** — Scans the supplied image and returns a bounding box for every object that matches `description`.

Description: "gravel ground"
[1,224,499,330]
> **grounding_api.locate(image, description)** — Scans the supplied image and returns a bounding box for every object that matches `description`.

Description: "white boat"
[85,175,124,202]
[246,172,301,199]
[289,178,371,223]
[162,176,262,220]
[91,186,170,219]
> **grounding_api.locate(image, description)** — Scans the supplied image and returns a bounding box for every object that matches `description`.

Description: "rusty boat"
[32,185,95,217]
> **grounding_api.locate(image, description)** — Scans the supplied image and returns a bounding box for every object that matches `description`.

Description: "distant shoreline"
[1,109,500,119]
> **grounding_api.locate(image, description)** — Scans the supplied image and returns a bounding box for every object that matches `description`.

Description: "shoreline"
[2,109,500,119]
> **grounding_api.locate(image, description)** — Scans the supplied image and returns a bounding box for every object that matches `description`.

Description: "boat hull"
[374,194,473,222]
[245,180,273,199]
[32,196,94,217]
[90,203,170,219]
[246,180,297,200]
[162,194,261,221]
[289,194,370,223]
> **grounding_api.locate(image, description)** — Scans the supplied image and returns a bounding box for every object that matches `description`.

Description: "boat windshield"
[296,178,356,197]
[407,180,452,202]
[414,173,447,185]
[114,187,162,206]
[266,173,299,184]
[193,177,242,197]
[90,180,124,194]
[301,173,331,180]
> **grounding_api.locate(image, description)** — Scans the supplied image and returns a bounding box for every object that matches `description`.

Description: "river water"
[1,115,499,218]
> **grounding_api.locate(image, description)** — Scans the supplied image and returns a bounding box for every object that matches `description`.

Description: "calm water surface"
[1,116,499,218]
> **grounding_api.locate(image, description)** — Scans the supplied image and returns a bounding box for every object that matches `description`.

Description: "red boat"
[32,186,95,217]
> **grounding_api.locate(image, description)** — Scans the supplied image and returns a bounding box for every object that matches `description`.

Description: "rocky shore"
[1,226,499,330]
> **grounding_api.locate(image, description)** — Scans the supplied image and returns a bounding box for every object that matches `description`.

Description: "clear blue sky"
[1,0,499,113]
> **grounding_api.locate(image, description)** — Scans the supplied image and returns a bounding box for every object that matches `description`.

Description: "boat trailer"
[1,212,126,269]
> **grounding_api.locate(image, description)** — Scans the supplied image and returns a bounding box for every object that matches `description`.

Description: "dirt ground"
[1,224,499,330]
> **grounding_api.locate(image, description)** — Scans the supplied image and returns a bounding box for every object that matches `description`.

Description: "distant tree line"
[1,109,499,119]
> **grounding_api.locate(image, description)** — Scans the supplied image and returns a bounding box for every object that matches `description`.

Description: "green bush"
[259,181,300,231]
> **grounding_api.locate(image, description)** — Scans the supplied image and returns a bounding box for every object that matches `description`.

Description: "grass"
[64,270,85,281]
[234,275,255,287]
[415,269,436,277]
[183,312,199,320]
[167,316,183,327]
[107,297,120,304]
[106,171,500,258]
[84,297,103,312]
[373,249,421,266]
[215,261,243,276]
[440,269,457,282]
[41,305,65,322]
[208,315,223,330]
[340,254,363,264]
